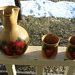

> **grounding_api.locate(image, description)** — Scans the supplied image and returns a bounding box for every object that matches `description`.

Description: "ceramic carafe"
[0,6,29,57]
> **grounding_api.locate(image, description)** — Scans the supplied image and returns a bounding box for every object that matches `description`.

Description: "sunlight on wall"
[0,0,15,6]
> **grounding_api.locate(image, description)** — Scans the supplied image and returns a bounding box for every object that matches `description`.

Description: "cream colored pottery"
[0,6,29,57]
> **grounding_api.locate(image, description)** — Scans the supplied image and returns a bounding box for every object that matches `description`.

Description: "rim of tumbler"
[42,34,60,46]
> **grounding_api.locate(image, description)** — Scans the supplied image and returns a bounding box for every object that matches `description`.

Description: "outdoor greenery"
[19,16,75,46]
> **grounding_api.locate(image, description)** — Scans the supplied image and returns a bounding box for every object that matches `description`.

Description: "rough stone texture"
[19,16,75,46]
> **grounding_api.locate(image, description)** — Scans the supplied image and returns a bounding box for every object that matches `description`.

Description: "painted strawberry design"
[0,37,27,56]
[3,46,13,56]
[45,49,54,58]
[15,41,25,55]
[8,40,25,55]
[15,41,25,48]
[16,49,24,55]
[8,41,15,47]
[69,51,75,59]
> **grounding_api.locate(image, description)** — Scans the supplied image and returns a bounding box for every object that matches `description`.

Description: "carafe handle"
[0,10,4,17]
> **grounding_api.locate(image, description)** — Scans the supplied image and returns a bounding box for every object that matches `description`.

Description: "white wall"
[0,0,15,6]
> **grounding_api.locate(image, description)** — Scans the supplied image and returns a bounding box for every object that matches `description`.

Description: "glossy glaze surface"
[42,34,59,58]
[0,6,29,57]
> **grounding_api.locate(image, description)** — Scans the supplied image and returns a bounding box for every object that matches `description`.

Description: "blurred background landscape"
[0,0,75,75]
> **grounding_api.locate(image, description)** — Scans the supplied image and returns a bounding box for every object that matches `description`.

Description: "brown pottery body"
[42,34,60,59]
[66,36,75,59]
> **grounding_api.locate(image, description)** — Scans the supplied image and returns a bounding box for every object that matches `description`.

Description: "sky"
[0,0,75,18]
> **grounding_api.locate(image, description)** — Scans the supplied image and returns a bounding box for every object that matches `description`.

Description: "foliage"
[19,16,75,46]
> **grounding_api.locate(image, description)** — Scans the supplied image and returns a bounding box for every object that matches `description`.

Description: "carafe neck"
[1,6,20,32]
[2,15,18,31]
